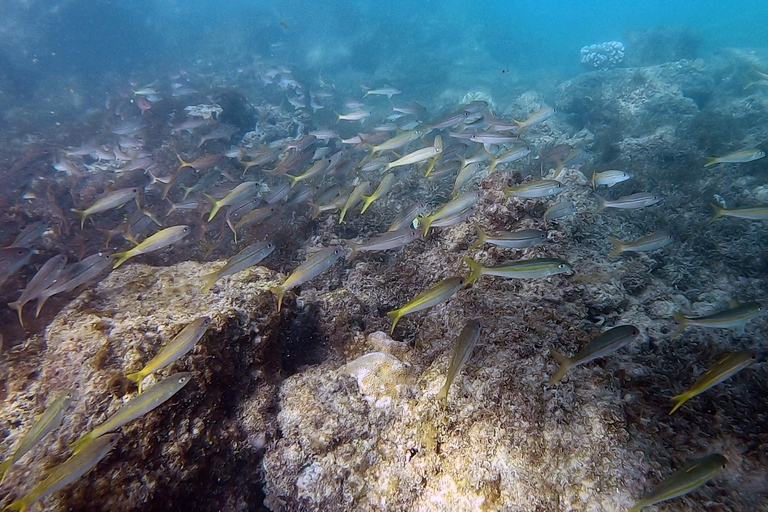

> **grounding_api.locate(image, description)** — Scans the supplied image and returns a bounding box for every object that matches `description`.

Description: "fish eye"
[179,376,189,383]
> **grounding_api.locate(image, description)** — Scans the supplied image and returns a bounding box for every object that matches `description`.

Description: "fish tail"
[205,194,221,221]
[436,381,450,402]
[271,285,285,312]
[469,222,487,250]
[4,498,28,512]
[487,158,499,175]
[607,236,625,259]
[711,202,725,222]
[0,460,12,485]
[549,348,573,384]
[553,161,565,180]
[286,174,300,188]
[386,309,402,334]
[125,371,146,394]
[72,209,88,229]
[8,301,24,327]
[338,207,348,224]
[672,311,689,340]
[595,194,607,212]
[590,172,598,189]
[343,241,359,263]
[360,196,374,214]
[34,294,50,318]
[462,257,484,286]
[669,392,690,415]
[704,157,718,167]
[201,272,219,293]
[420,216,434,236]
[112,251,131,269]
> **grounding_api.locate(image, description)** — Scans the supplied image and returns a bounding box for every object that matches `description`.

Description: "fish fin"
[436,381,450,402]
[469,222,487,250]
[736,323,746,337]
[607,236,625,259]
[285,174,300,188]
[126,372,146,394]
[112,251,131,269]
[590,172,598,189]
[71,209,88,230]
[487,158,499,175]
[360,196,374,214]
[594,194,607,213]
[204,194,221,221]
[7,301,24,327]
[4,498,28,512]
[462,257,484,286]
[343,241,359,264]
[271,285,285,312]
[704,157,718,168]
[201,272,219,293]
[710,202,725,222]
[434,135,443,151]
[549,348,573,384]
[0,459,12,485]
[669,392,690,415]
[672,310,689,340]
[420,215,434,236]
[386,309,402,334]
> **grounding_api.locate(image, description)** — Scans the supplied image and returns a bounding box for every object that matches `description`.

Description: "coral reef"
[580,42,626,70]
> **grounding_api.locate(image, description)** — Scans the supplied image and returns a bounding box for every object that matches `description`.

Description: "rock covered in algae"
[0,260,282,511]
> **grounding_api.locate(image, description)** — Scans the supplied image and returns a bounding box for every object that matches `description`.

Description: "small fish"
[339,181,371,223]
[466,132,519,145]
[463,256,571,286]
[543,201,576,223]
[506,180,563,199]
[35,252,112,317]
[436,319,481,401]
[201,241,275,292]
[5,433,120,512]
[271,246,344,312]
[0,390,76,484]
[391,101,427,118]
[70,373,192,454]
[286,158,332,188]
[8,254,67,326]
[72,187,140,229]
[629,454,727,512]
[669,350,756,414]
[197,124,237,148]
[112,225,190,269]
[672,302,762,339]
[419,190,483,236]
[711,202,768,221]
[591,170,631,189]
[549,325,640,384]
[337,109,372,122]
[608,231,671,259]
[127,318,211,393]
[344,229,421,263]
[387,276,465,334]
[205,181,258,221]
[385,136,443,170]
[7,222,48,248]
[232,206,278,242]
[176,153,224,173]
[388,201,428,231]
[360,173,396,213]
[371,129,424,153]
[704,148,765,167]
[487,146,531,174]
[595,192,661,211]
[363,86,401,98]
[470,223,546,250]
[452,162,479,197]
[514,106,554,132]
[0,247,32,289]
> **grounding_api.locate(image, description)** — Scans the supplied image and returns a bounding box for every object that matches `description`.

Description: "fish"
[591,170,631,189]
[549,325,640,384]
[391,101,427,118]
[112,225,190,269]
[418,190,483,236]
[543,201,576,223]
[595,192,661,211]
[387,276,465,334]
[8,254,67,326]
[363,86,401,98]
[385,136,443,170]
[608,231,672,259]
[505,180,563,199]
[271,246,344,312]
[704,148,765,167]
[360,173,396,213]
[466,132,519,146]
[286,158,332,188]
[7,222,48,248]
[205,181,258,221]
[337,109,372,122]
[127,318,211,393]
[180,170,221,200]
[176,153,224,173]
[487,147,531,174]
[370,129,424,153]
[0,390,76,484]
[70,373,192,454]
[514,106,554,132]
[5,433,119,512]
[463,256,571,286]
[672,302,762,339]
[344,229,421,263]
[72,187,140,229]
[339,181,371,223]
[197,124,237,148]
[388,201,428,231]
[201,241,274,292]
[232,206,278,242]
[552,148,585,179]
[711,203,768,221]
[0,247,32,289]
[436,319,481,401]
[470,223,546,250]
[669,350,756,414]
[629,454,727,512]
[35,252,112,317]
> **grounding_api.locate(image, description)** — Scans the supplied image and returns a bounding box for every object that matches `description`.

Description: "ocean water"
[2,1,768,511]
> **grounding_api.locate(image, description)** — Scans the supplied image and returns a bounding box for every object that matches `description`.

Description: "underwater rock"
[0,261,283,511]
[580,41,625,70]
